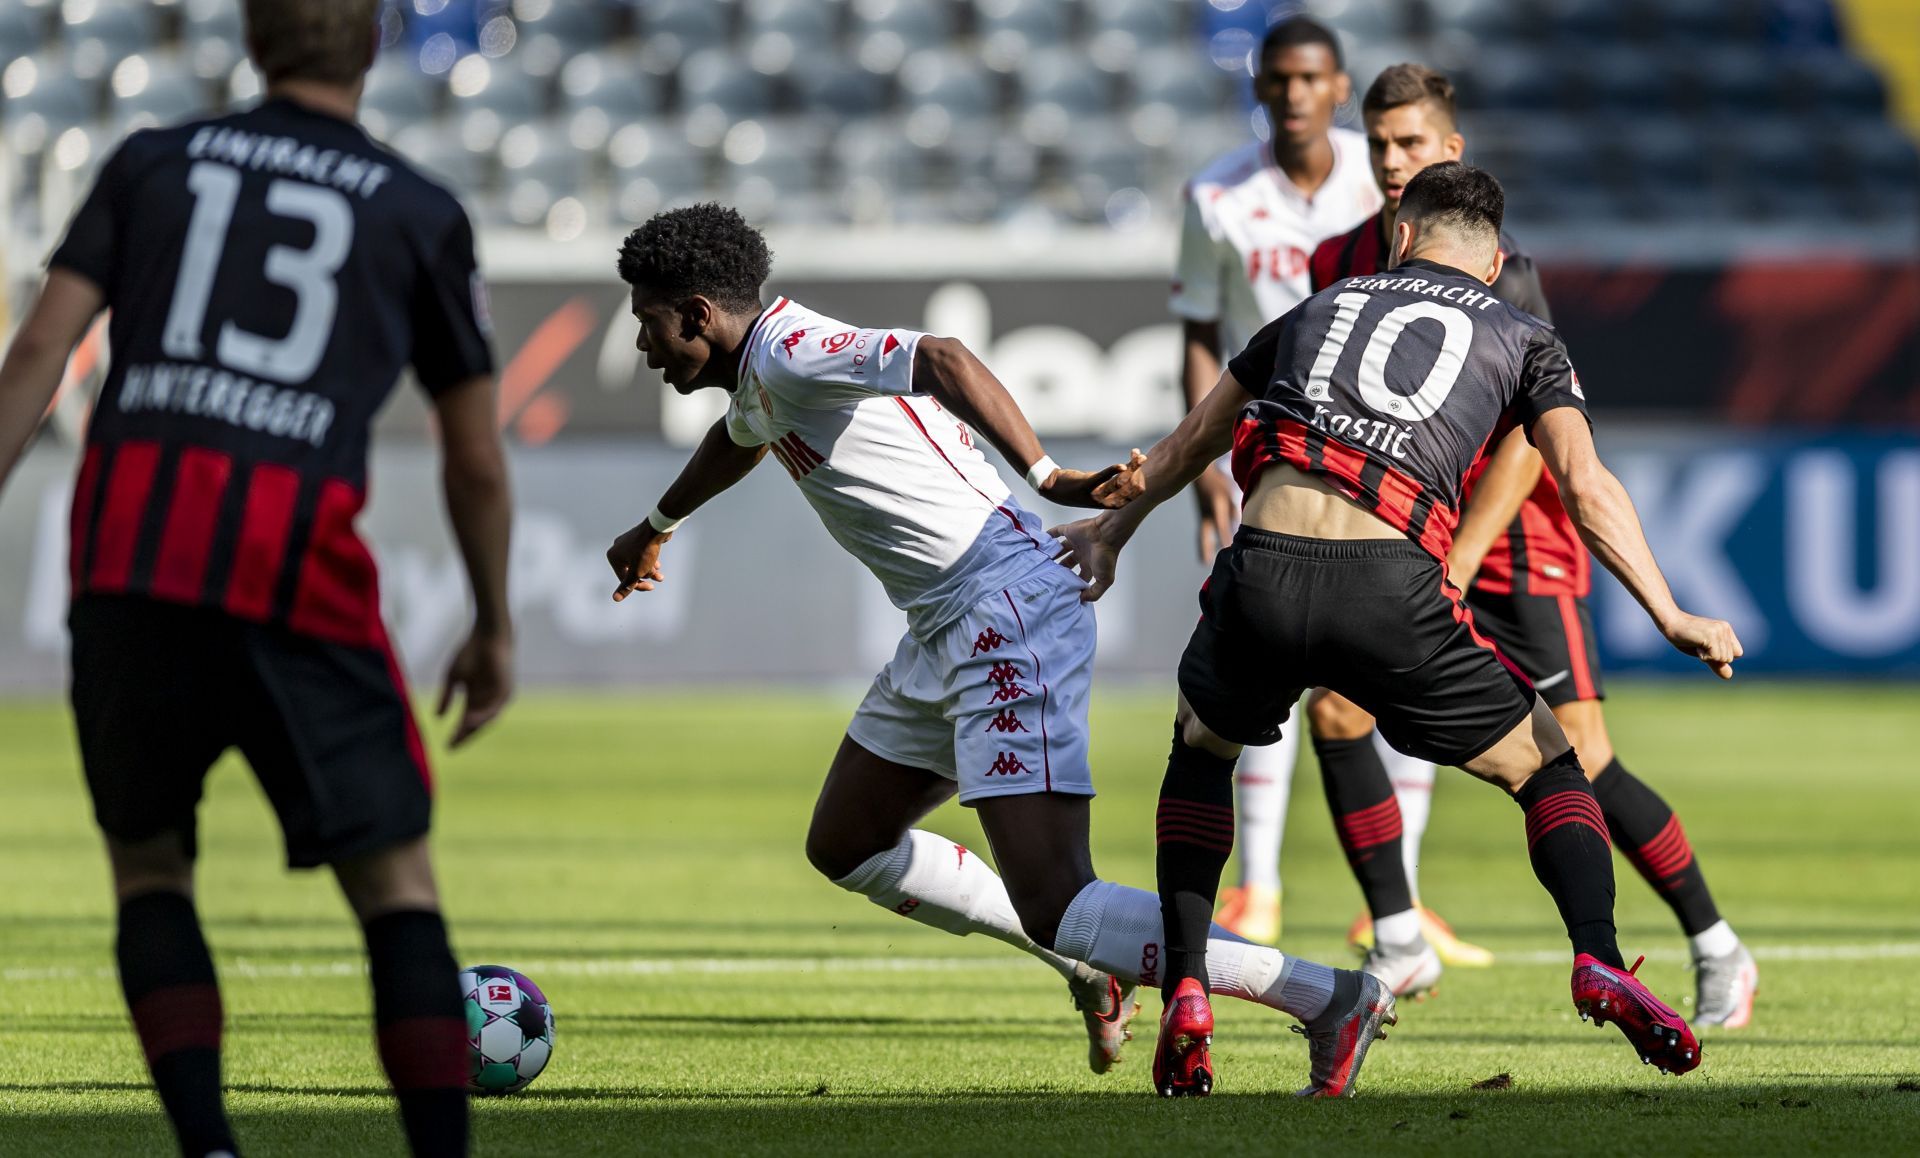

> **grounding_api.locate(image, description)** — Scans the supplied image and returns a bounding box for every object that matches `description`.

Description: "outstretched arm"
[914,336,1131,509]
[1050,369,1253,599]
[607,417,767,601]
[1447,427,1542,588]
[1100,368,1250,523]
[1532,407,1741,677]
[0,270,104,496]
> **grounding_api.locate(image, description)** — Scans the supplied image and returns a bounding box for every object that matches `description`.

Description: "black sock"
[363,911,468,1158]
[116,891,236,1158]
[1592,758,1723,937]
[1155,725,1238,999]
[1313,734,1415,927]
[1514,753,1622,967]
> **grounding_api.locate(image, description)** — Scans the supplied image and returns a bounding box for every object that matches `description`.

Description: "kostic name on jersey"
[1304,402,1414,460]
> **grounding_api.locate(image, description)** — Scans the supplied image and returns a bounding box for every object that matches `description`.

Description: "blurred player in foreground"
[0,3,511,1154]
[1306,64,1756,1024]
[1169,14,1387,945]
[1056,163,1739,1095]
[606,205,1385,1095]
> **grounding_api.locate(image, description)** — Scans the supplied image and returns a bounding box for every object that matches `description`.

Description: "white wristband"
[646,505,685,534]
[1024,455,1060,491]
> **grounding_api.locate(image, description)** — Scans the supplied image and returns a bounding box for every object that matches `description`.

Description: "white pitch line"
[5,941,1918,985]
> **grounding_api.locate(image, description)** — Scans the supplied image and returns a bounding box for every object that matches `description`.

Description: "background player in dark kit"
[1305,64,1757,1025]
[1055,162,1740,1095]
[0,3,512,1154]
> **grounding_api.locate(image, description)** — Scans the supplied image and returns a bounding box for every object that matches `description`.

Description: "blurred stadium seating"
[2,0,1916,239]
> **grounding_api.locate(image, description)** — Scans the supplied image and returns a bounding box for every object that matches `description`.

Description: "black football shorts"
[1178,528,1537,766]
[1462,588,1605,707]
[69,596,433,869]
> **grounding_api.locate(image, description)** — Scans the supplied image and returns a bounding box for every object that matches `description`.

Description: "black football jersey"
[1312,221,1553,325]
[1226,257,1587,559]
[50,98,492,644]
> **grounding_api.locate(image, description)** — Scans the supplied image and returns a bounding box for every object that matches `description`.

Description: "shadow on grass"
[4,1082,1918,1157]
[16,1011,1914,1055]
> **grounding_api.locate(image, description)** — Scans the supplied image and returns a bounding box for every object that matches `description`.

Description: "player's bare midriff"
[1240,462,1404,541]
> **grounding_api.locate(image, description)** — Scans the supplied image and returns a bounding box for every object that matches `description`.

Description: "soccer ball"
[459,965,554,1095]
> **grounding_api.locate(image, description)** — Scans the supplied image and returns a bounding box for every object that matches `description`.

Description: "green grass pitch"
[2,683,1918,1155]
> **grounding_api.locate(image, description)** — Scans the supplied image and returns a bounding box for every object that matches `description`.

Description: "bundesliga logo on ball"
[460,965,555,1095]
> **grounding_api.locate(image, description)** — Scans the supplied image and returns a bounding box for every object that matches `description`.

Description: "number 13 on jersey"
[162,160,354,385]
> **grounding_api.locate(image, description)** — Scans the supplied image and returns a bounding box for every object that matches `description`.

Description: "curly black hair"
[616,203,772,315]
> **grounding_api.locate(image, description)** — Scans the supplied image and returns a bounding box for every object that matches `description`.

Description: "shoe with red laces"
[1294,971,1397,1098]
[1152,977,1214,1097]
[1572,953,1701,1075]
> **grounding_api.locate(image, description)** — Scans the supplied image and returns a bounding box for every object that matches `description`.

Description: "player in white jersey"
[605,205,1392,1096]
[1167,16,1396,944]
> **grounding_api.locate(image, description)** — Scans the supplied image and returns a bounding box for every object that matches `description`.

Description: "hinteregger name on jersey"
[118,360,336,447]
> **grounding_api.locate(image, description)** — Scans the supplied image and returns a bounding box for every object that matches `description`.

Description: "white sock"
[1372,730,1435,901]
[834,830,1081,982]
[1373,907,1422,948]
[1688,919,1739,960]
[1234,703,1300,891]
[1053,879,1339,1021]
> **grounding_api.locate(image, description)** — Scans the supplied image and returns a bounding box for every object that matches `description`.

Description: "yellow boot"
[1213,884,1280,944]
[1347,904,1494,967]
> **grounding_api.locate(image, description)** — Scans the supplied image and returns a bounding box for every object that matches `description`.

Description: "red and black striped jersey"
[50,98,493,645]
[1226,258,1588,562]
[1307,216,1587,596]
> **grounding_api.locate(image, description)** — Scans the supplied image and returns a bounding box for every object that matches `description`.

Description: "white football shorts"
[846,562,1096,804]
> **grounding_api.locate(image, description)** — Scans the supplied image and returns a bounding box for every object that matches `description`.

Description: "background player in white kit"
[605,205,1393,1096]
[1168,16,1393,943]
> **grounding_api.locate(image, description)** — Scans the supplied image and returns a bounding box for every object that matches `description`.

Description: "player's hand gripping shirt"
[1309,219,1589,596]
[49,98,493,645]
[1170,129,1382,354]
[724,299,1061,639]
[1226,258,1589,560]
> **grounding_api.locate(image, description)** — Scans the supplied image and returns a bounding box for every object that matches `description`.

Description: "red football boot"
[1152,977,1214,1097]
[1572,953,1701,1075]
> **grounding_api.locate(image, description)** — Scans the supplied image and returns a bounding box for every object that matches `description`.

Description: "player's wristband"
[646,505,685,534]
[1024,455,1060,491]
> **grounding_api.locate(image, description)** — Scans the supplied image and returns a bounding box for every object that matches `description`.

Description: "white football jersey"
[724,297,1064,638]
[1171,127,1383,355]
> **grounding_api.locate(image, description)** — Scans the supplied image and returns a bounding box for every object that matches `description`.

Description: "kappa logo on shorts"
[984,709,1029,734]
[969,628,1009,656]
[985,658,1033,705]
[954,843,968,867]
[987,752,1032,777]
